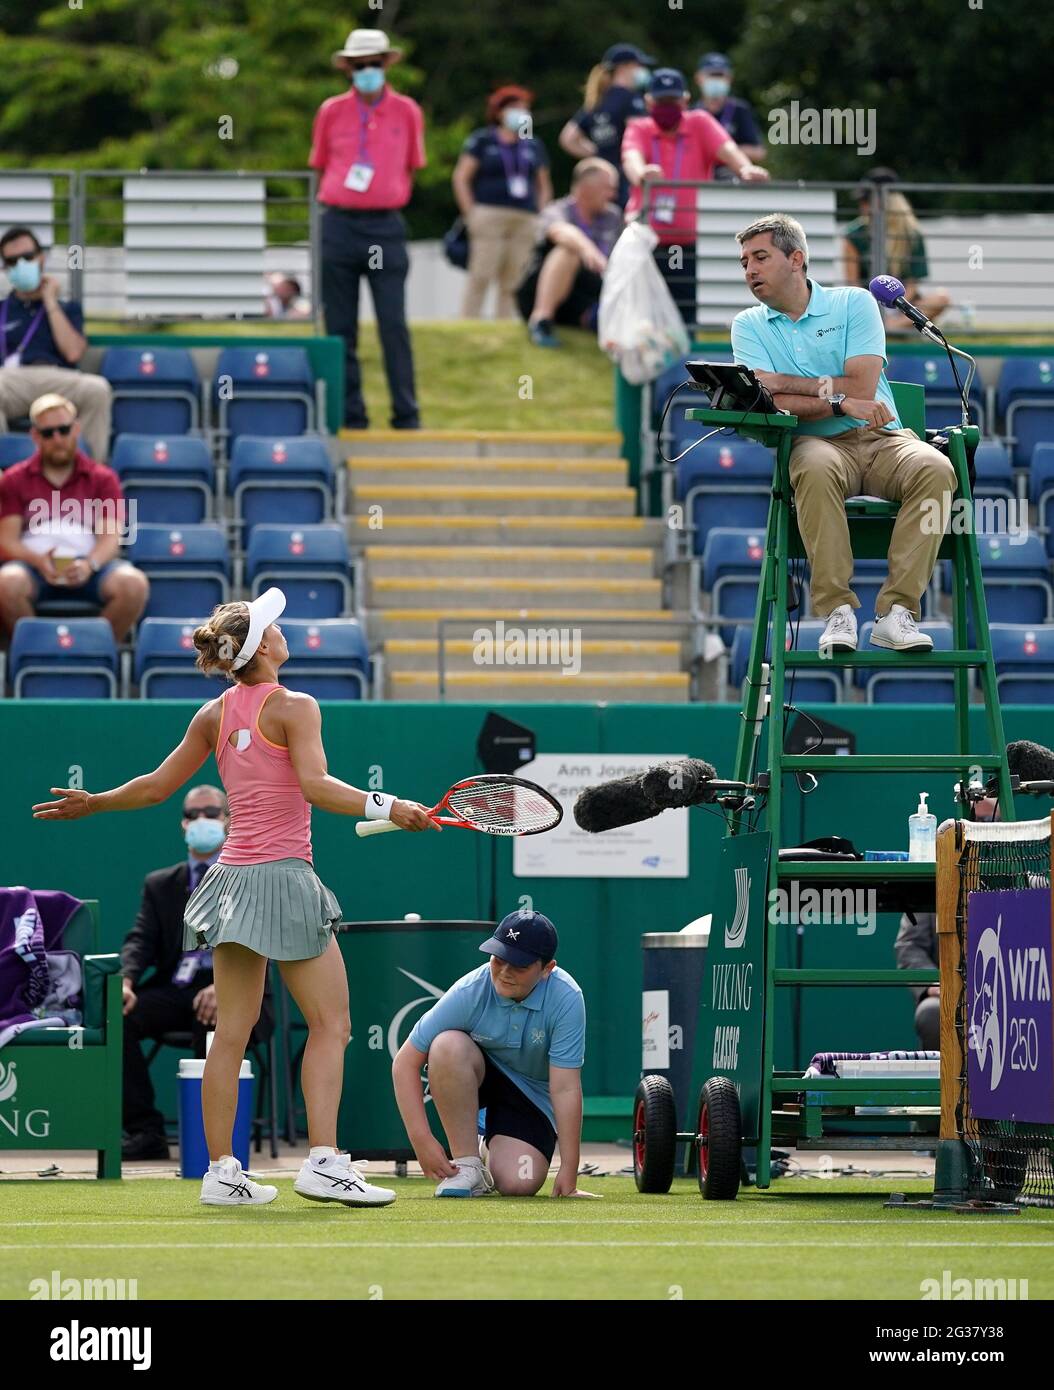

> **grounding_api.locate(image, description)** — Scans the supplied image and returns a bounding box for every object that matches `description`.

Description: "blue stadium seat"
[134,618,219,698]
[245,524,350,619]
[702,528,768,645]
[971,440,1016,505]
[728,621,842,701]
[214,348,316,456]
[280,619,369,699]
[990,623,1054,703]
[997,358,1054,468]
[678,439,774,548]
[9,617,118,698]
[1030,443,1054,559]
[100,347,201,438]
[229,435,335,541]
[111,434,215,525]
[0,434,35,469]
[128,523,231,619]
[887,354,984,432]
[855,622,957,703]
[977,533,1053,625]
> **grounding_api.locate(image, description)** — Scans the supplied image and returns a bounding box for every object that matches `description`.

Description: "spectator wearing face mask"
[558,43,655,208]
[0,225,113,462]
[691,53,766,181]
[119,785,275,1161]
[453,87,553,320]
[310,29,424,430]
[623,69,768,323]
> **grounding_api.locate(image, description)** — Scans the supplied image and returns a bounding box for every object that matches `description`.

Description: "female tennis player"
[32,587,437,1207]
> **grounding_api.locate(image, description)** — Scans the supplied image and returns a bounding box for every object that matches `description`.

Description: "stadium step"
[381,637,683,674]
[350,484,636,517]
[350,515,665,548]
[387,670,691,702]
[346,457,628,488]
[368,607,688,643]
[337,428,622,458]
[365,545,655,580]
[367,576,663,611]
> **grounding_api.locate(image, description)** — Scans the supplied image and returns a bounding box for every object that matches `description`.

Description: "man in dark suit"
[120,783,274,1159]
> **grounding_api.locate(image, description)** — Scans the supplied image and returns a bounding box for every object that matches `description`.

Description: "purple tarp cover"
[0,887,83,1042]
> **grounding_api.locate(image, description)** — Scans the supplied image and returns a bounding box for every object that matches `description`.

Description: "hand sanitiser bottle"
[908,792,937,862]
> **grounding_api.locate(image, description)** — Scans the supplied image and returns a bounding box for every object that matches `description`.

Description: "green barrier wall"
[5,700,1053,1106]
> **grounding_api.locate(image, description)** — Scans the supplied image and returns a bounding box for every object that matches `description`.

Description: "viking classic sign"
[967,888,1054,1124]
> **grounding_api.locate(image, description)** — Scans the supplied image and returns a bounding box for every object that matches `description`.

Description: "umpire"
[310,29,424,430]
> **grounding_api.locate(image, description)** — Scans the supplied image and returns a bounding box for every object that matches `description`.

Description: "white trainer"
[294,1153,396,1208]
[818,604,858,654]
[870,604,933,652]
[200,1156,278,1206]
[435,1155,496,1198]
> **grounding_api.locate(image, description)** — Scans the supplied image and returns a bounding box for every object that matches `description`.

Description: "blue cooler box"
[178,1058,254,1178]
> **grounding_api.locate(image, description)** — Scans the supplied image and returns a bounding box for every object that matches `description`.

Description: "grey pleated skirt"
[183,857,342,961]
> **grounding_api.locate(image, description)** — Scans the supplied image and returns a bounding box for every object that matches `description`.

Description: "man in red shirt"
[622,68,768,322]
[0,394,148,642]
[310,29,425,430]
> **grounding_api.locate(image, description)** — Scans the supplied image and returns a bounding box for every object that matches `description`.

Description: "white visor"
[230,587,286,670]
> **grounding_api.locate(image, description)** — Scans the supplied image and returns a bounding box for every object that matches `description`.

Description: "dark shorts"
[10,558,124,607]
[479,1053,557,1162]
[516,255,603,330]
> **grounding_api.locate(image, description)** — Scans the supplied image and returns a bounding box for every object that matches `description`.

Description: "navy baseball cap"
[648,68,688,99]
[697,52,732,72]
[481,909,558,967]
[603,43,656,68]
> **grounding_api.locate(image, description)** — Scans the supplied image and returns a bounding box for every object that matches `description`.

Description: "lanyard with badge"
[650,134,685,225]
[0,298,45,369]
[344,93,383,193]
[498,138,531,202]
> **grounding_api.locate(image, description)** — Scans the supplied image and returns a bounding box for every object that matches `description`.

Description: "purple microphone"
[869,275,937,336]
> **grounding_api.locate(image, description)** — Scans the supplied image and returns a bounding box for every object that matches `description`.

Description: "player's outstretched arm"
[31,703,215,820]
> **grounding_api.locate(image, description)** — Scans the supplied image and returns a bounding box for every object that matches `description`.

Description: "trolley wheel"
[696,1076,742,1201]
[632,1075,677,1193]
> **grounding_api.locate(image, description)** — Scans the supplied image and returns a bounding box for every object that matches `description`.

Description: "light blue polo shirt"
[730,279,901,438]
[409,962,586,1127]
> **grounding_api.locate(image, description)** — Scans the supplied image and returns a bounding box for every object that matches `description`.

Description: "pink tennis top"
[214,682,312,866]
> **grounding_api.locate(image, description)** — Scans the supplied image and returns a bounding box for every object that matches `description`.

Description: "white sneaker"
[870,604,933,652]
[818,604,858,654]
[294,1153,396,1208]
[200,1156,278,1206]
[435,1155,495,1198]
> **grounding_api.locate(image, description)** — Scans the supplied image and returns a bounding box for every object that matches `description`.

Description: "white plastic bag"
[597,221,690,385]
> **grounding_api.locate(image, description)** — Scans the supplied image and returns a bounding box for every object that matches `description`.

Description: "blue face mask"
[8,258,41,293]
[702,77,731,101]
[185,817,226,854]
[634,67,651,91]
[352,67,385,96]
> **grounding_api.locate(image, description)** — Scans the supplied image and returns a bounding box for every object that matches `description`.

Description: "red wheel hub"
[633,1099,645,1171]
[698,1101,710,1179]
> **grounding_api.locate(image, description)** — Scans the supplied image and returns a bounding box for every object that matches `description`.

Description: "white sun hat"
[231,587,286,671]
[332,29,403,65]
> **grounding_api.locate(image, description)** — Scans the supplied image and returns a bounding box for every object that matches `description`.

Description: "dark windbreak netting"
[955,818,1053,1205]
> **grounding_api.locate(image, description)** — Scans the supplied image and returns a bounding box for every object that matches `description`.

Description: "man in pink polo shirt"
[0,393,148,642]
[310,28,425,430]
[622,68,768,323]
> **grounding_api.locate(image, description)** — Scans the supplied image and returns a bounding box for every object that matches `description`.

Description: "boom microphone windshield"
[641,757,719,809]
[1007,739,1054,782]
[573,772,659,833]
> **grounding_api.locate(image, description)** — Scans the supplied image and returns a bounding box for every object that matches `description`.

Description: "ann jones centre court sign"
[967,888,1054,1125]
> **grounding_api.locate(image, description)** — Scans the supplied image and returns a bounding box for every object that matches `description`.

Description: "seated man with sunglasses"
[0,226,112,462]
[0,393,148,643]
[120,784,276,1160]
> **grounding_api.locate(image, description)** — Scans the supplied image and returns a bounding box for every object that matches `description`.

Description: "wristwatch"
[829,393,847,417]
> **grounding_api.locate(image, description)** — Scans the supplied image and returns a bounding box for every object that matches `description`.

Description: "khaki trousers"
[0,365,113,462]
[789,426,956,620]
[463,205,539,319]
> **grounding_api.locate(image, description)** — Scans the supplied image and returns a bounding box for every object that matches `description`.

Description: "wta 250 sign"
[967,889,1054,1124]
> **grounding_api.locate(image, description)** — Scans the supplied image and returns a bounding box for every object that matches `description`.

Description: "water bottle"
[908,792,937,862]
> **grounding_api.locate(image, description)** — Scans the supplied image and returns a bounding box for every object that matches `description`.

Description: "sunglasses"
[2,251,38,268]
[37,424,74,439]
[350,58,384,70]
[183,806,224,820]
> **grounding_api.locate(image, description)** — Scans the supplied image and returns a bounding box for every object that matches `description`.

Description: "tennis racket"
[355,774,563,838]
